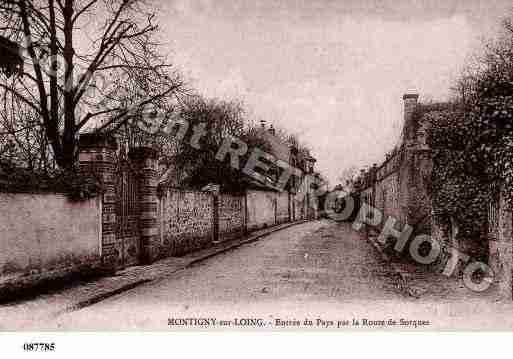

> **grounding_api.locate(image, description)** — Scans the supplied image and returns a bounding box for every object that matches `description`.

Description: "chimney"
[402,93,419,142]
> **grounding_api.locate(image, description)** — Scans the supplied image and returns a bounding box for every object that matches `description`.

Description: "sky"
[156,0,512,185]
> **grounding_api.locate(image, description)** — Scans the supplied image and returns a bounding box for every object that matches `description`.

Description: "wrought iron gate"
[115,149,141,268]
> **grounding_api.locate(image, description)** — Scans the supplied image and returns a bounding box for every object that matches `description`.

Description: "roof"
[257,128,291,163]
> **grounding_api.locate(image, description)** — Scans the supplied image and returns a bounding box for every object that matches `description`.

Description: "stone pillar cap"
[403,93,419,100]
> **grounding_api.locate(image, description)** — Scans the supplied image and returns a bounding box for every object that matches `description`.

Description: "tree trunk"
[60,0,77,172]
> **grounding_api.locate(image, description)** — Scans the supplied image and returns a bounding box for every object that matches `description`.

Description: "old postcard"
[1,0,513,353]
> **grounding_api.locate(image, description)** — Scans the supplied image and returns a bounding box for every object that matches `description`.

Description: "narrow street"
[1,220,512,330]
[43,220,398,328]
[28,219,505,330]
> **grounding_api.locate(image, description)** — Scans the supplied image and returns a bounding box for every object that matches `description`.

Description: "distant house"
[252,121,318,192]
[253,122,292,188]
[261,123,320,219]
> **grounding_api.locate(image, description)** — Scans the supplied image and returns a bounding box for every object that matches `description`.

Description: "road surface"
[36,220,513,329]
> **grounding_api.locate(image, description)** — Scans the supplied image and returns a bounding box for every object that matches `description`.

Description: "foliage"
[170,97,273,192]
[0,159,101,200]
[427,104,493,239]
[430,15,513,239]
[164,96,317,193]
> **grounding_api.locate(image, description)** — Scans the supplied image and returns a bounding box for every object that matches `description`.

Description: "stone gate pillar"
[78,133,118,268]
[129,147,160,264]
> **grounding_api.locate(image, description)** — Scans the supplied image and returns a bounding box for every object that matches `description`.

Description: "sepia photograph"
[1,1,513,349]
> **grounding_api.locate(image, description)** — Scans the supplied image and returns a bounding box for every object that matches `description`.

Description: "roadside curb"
[365,231,418,298]
[65,279,152,313]
[64,220,313,313]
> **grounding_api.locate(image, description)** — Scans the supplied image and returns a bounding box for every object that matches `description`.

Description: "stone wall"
[246,189,277,230]
[488,188,512,300]
[294,192,318,221]
[0,192,102,290]
[159,188,300,256]
[357,94,432,236]
[0,184,303,292]
[405,149,432,233]
[360,149,431,235]
[276,191,290,224]
[159,189,214,256]
[0,134,311,293]
[218,193,245,240]
[292,195,304,221]
[374,171,401,221]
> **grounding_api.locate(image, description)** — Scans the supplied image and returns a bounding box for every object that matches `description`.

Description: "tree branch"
[72,0,98,24]
[97,83,182,132]
[0,83,42,114]
[77,106,121,129]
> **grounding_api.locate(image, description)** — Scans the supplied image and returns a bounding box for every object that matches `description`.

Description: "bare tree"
[0,0,183,171]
